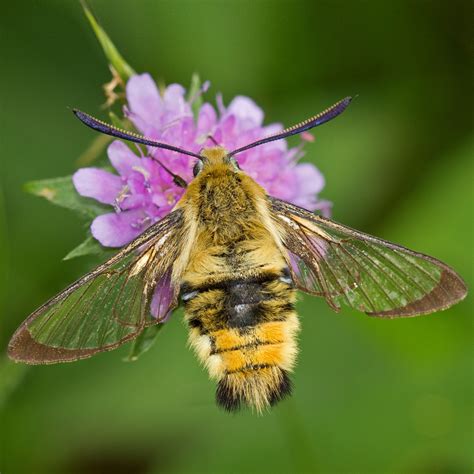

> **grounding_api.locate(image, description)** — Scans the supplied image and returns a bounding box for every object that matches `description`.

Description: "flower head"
[73,73,330,248]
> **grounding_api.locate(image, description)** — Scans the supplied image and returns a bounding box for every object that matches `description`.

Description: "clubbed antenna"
[228,96,352,158]
[73,109,203,160]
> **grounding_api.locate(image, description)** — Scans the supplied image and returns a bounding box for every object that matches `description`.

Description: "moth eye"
[229,156,240,171]
[193,160,203,177]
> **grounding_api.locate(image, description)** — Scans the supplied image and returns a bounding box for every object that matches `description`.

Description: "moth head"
[193,146,240,177]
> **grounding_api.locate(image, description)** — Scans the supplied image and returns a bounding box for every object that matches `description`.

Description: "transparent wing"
[270,197,467,317]
[8,209,185,364]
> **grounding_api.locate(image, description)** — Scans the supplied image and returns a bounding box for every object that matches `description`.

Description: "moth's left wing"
[270,197,467,317]
[8,209,186,364]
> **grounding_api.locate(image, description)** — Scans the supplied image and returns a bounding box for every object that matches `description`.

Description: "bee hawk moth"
[8,97,467,413]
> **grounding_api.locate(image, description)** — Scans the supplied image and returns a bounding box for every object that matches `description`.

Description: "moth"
[8,97,467,412]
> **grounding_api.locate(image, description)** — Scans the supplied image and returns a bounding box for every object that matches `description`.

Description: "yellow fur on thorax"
[177,148,286,285]
[182,224,286,286]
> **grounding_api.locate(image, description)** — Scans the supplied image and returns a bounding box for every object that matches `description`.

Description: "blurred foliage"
[0,1,472,473]
[80,0,135,81]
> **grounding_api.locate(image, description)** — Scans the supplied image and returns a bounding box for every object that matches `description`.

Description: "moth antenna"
[73,109,190,188]
[207,134,219,146]
[228,96,352,157]
[73,109,203,160]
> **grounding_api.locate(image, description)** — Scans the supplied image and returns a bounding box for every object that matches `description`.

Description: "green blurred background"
[1,1,472,473]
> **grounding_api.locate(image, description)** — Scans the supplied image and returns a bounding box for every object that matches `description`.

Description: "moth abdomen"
[216,366,293,412]
[184,272,299,412]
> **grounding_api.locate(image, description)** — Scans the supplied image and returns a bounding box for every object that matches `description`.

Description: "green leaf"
[81,0,135,81]
[188,73,203,120]
[24,176,109,219]
[124,324,165,362]
[63,234,113,261]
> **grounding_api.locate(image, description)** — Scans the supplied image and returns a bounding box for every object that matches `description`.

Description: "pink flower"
[73,73,330,248]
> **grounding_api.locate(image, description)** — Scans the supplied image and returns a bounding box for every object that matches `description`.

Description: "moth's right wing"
[8,209,187,364]
[270,197,467,317]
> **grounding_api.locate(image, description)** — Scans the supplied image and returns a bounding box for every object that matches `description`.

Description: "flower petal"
[226,96,264,129]
[197,103,217,134]
[126,73,163,127]
[313,199,332,217]
[163,83,186,104]
[108,140,142,177]
[150,270,174,320]
[91,209,148,247]
[293,163,325,195]
[266,169,298,201]
[73,168,122,205]
[161,84,191,124]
